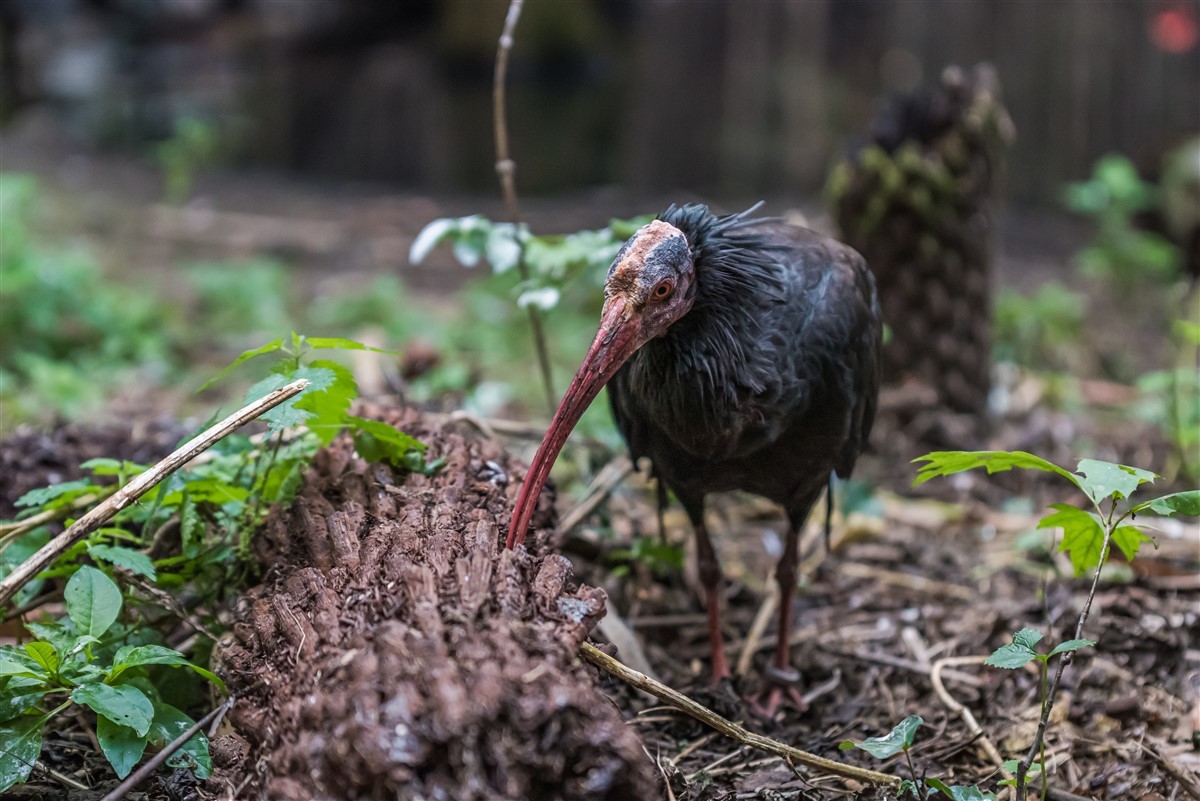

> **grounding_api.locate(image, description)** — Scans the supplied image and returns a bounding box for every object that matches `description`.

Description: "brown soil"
[209,404,656,801]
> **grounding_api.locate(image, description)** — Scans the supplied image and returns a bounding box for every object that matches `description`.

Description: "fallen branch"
[98,696,236,801]
[579,641,901,787]
[0,379,309,608]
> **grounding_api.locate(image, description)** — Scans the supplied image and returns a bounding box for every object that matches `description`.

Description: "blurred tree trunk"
[828,65,1014,440]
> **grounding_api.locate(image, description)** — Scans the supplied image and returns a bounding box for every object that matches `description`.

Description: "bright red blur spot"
[1151,5,1199,54]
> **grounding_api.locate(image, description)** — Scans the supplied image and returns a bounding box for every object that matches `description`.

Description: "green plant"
[0,567,221,790]
[984,628,1087,798]
[157,116,218,204]
[0,173,177,424]
[1134,319,1200,482]
[1064,153,1182,289]
[993,283,1085,370]
[840,715,993,799]
[913,450,1197,798]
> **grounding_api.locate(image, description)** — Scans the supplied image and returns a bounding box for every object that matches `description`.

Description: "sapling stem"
[492,0,556,415]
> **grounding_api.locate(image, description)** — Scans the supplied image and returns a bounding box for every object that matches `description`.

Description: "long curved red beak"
[507,299,642,548]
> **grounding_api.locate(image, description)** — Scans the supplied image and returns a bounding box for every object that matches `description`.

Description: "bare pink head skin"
[507,220,697,547]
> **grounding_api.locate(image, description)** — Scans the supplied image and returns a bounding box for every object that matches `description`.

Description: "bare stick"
[1015,523,1115,798]
[556,456,634,536]
[493,0,556,414]
[99,696,235,801]
[580,641,901,787]
[930,655,1011,780]
[0,380,309,607]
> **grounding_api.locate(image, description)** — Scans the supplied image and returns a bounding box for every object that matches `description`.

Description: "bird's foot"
[748,665,807,718]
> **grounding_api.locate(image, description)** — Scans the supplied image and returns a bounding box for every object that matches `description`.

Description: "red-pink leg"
[751,520,806,716]
[694,519,731,683]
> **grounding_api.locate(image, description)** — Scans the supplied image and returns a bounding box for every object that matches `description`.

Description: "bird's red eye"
[652,280,675,300]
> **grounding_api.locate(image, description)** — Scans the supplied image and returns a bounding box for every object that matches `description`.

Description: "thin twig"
[579,641,901,787]
[33,761,90,791]
[493,0,555,414]
[0,380,309,608]
[555,456,634,536]
[1015,522,1116,797]
[1137,738,1200,801]
[0,492,104,550]
[98,696,236,801]
[930,655,1011,779]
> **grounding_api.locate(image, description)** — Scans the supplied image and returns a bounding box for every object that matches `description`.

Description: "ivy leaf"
[912,451,1078,489]
[149,702,211,780]
[1136,490,1200,517]
[14,479,95,509]
[96,717,147,779]
[1048,639,1095,657]
[88,544,156,580]
[1038,504,1106,576]
[72,683,154,737]
[1074,459,1156,503]
[838,714,923,759]
[0,713,48,792]
[109,645,225,691]
[64,566,122,638]
[198,338,284,391]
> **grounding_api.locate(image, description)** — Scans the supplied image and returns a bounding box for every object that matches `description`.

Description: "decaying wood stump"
[210,405,656,800]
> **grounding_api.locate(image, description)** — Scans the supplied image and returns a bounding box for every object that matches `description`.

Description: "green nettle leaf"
[1011,628,1044,650]
[305,336,390,353]
[912,451,1078,488]
[22,642,57,675]
[244,373,313,432]
[838,714,923,759]
[1110,525,1153,563]
[82,458,148,477]
[985,643,1038,670]
[295,360,359,444]
[199,338,284,390]
[150,702,211,780]
[1038,504,1106,576]
[14,479,95,509]
[97,716,148,779]
[88,544,157,580]
[1048,639,1095,657]
[1138,490,1200,517]
[0,713,49,792]
[72,683,154,738]
[1074,459,1156,502]
[64,566,122,638]
[349,417,427,469]
[109,645,225,691]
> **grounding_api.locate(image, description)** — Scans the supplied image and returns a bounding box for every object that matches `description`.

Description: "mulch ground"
[2,392,1196,800]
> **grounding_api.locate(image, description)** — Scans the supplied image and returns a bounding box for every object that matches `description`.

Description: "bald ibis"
[507,204,882,714]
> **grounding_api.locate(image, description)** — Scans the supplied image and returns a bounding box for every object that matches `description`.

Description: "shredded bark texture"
[212,405,655,800]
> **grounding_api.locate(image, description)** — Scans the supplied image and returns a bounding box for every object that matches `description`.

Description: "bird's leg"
[751,515,807,717]
[686,500,731,684]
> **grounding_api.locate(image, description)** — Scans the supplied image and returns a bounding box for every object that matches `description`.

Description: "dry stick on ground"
[1015,523,1117,799]
[556,456,634,536]
[579,641,901,787]
[493,0,556,414]
[98,696,236,801]
[0,379,309,608]
[1138,739,1200,801]
[930,655,1012,782]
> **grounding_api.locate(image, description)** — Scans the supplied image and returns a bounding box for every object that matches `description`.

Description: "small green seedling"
[986,628,1089,798]
[914,450,1197,799]
[0,567,221,791]
[840,715,994,799]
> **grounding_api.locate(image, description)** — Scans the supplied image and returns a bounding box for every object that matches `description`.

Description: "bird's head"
[507,219,694,547]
